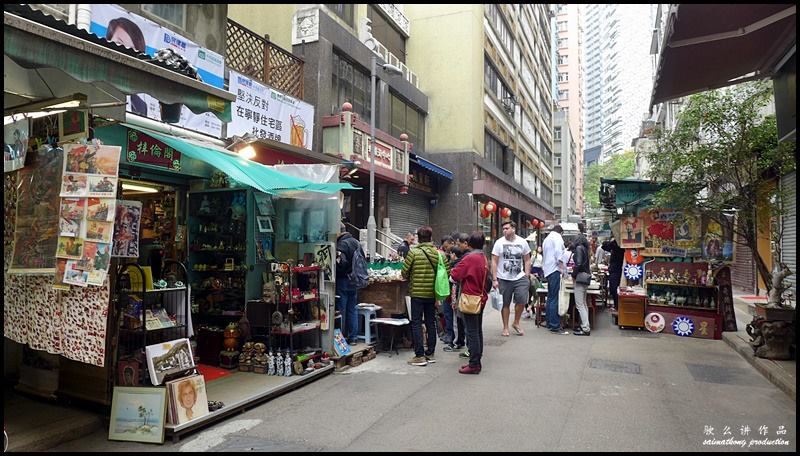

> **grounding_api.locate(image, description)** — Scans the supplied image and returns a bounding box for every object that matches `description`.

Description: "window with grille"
[368,6,406,64]
[325,4,354,27]
[142,4,186,29]
[332,53,372,121]
[486,5,515,55]
[554,127,562,141]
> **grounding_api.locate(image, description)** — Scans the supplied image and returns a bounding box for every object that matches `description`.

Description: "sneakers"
[425,354,436,363]
[453,343,465,350]
[458,365,481,374]
[459,350,470,359]
[407,356,428,366]
[550,328,570,335]
[573,329,591,336]
[442,344,456,352]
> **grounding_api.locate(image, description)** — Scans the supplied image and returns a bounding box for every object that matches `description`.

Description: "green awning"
[123,124,357,195]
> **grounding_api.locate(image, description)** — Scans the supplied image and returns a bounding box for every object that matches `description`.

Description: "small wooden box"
[219,351,240,369]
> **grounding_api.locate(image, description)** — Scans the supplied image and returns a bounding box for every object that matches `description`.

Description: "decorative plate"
[645,312,666,333]
[623,263,643,281]
[672,316,695,337]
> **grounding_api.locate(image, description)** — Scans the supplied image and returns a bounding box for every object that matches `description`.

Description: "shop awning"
[651,4,796,107]
[123,124,357,195]
[4,8,234,122]
[409,153,454,180]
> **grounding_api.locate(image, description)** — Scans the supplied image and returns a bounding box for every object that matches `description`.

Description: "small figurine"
[706,263,714,286]
[682,269,691,285]
[696,269,704,285]
[284,351,292,377]
[275,351,284,376]
[658,267,667,281]
[267,350,275,375]
[198,195,211,215]
[668,269,676,283]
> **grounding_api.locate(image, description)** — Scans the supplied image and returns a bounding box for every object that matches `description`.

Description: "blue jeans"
[442,298,455,344]
[336,288,358,341]
[463,307,484,367]
[546,271,562,330]
[410,297,437,357]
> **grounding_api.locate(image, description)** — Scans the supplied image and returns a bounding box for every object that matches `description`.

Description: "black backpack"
[348,246,369,289]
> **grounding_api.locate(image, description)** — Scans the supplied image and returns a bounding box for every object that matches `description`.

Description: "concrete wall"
[227,4,295,51]
[405,5,484,156]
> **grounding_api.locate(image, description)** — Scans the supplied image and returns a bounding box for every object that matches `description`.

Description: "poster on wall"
[228,70,315,149]
[9,146,63,273]
[703,218,734,262]
[4,117,29,173]
[112,200,143,258]
[313,243,334,282]
[619,217,644,248]
[63,143,121,176]
[641,208,703,257]
[59,197,86,237]
[89,4,224,137]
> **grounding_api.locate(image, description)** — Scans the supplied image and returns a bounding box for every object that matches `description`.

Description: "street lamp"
[367,55,403,260]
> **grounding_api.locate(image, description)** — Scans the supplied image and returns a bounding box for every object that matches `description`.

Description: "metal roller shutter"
[387,187,430,241]
[781,172,796,299]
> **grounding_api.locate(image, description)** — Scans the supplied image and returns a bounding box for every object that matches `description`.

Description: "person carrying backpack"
[336,224,367,345]
[401,226,449,367]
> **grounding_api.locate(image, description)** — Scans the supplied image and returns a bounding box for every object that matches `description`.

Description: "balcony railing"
[226,18,304,98]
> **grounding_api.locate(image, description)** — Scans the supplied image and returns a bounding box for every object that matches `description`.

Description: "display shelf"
[119,287,188,293]
[119,324,187,333]
[291,266,321,273]
[646,302,714,312]
[272,321,321,335]
[646,281,716,289]
[279,294,319,305]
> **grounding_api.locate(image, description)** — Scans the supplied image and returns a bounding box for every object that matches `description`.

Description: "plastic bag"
[558,277,570,316]
[490,288,503,311]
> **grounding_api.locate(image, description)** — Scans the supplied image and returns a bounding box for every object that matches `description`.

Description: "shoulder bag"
[458,256,487,315]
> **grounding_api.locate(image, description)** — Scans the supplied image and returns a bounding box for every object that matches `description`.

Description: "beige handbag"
[457,258,487,315]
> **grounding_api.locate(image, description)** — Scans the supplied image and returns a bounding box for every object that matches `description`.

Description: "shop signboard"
[641,208,702,257]
[228,71,315,150]
[126,130,182,171]
[366,137,393,170]
[89,4,224,138]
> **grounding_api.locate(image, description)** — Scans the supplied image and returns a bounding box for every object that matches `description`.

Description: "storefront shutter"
[387,187,430,243]
[781,172,796,298]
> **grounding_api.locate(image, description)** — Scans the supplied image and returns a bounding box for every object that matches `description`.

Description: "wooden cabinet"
[618,292,646,329]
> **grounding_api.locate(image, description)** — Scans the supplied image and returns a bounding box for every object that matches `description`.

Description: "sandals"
[512,325,524,336]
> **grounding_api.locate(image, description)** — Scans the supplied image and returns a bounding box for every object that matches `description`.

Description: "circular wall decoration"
[625,248,644,264]
[645,312,666,333]
[271,310,284,325]
[624,263,643,281]
[672,316,695,337]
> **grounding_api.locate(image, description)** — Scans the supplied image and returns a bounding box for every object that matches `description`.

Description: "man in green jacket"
[402,226,449,366]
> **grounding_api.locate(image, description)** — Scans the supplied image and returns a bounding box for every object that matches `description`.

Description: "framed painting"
[256,215,273,233]
[58,111,89,143]
[108,386,167,444]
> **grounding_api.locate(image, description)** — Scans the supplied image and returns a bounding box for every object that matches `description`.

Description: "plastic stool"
[357,307,379,344]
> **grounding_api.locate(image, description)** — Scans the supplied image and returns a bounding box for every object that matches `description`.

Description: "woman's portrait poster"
[112,200,142,258]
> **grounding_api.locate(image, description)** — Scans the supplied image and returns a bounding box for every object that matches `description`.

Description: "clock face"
[624,263,643,281]
[672,316,694,337]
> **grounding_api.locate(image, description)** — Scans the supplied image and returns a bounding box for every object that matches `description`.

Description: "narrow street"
[48,303,795,452]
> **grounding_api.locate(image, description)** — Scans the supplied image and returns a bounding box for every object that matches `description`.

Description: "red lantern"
[485,201,496,213]
[531,219,538,227]
[480,208,489,218]
[501,207,512,218]
[539,220,546,229]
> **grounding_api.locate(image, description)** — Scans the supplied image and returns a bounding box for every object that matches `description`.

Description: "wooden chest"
[357,281,408,317]
[618,293,646,328]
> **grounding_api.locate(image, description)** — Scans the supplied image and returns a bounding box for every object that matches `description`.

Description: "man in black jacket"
[571,223,592,336]
[601,235,625,311]
[336,225,364,345]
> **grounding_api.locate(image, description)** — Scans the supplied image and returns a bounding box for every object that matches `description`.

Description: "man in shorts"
[491,221,532,336]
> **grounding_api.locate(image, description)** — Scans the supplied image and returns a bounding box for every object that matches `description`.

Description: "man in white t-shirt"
[542,225,568,334]
[492,221,532,337]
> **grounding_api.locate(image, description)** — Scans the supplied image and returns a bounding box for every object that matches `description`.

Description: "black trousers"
[608,271,622,308]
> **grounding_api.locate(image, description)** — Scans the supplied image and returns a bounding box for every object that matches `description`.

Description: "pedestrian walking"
[402,226,449,366]
[570,223,591,336]
[491,221,532,337]
[543,224,569,334]
[601,236,624,311]
[450,231,490,374]
[336,224,365,345]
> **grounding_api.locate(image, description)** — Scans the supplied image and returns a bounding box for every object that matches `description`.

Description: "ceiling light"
[122,183,159,193]
[238,145,256,160]
[4,110,67,125]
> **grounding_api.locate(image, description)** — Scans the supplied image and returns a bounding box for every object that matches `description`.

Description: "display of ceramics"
[645,312,666,333]
[672,316,695,337]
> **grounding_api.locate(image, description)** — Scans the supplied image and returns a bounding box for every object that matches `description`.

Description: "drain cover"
[588,358,641,375]
[686,363,770,387]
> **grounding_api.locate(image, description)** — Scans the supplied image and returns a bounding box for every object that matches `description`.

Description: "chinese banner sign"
[126,129,182,171]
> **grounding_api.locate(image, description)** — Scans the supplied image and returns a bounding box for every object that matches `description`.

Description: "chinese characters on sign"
[702,424,791,448]
[126,130,182,171]
[228,71,315,150]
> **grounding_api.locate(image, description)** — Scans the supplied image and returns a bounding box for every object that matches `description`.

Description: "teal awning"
[123,124,357,195]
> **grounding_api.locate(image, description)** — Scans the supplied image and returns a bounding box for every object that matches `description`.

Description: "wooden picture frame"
[58,111,89,143]
[256,215,273,233]
[108,386,167,444]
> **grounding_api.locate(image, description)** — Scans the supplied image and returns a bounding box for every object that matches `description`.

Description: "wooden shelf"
[646,302,717,312]
[119,287,187,293]
[646,281,716,289]
[272,321,320,335]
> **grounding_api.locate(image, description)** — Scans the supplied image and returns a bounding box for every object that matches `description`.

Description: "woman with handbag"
[449,231,491,374]
[571,223,592,336]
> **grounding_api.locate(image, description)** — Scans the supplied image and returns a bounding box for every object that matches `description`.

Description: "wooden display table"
[618,290,646,329]
[357,280,408,317]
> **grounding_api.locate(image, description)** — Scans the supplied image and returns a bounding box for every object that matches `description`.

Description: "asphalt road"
[50,306,796,452]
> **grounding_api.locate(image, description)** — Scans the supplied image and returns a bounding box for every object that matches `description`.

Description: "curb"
[722,330,796,401]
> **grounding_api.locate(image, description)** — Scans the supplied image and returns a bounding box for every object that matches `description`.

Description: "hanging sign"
[126,129,182,171]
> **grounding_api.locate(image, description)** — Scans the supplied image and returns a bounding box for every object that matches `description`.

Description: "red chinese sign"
[126,130,182,171]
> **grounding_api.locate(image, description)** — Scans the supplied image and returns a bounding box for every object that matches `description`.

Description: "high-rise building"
[553,3,584,216]
[583,4,655,162]
[405,4,555,238]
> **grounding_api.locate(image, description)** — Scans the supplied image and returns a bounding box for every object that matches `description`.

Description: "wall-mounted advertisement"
[89,4,224,138]
[228,70,315,150]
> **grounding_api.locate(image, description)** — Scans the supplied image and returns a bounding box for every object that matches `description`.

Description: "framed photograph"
[58,111,89,143]
[145,338,195,385]
[117,358,141,387]
[108,386,167,444]
[253,192,275,215]
[256,215,273,233]
[306,209,326,242]
[166,374,209,425]
[285,209,304,242]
